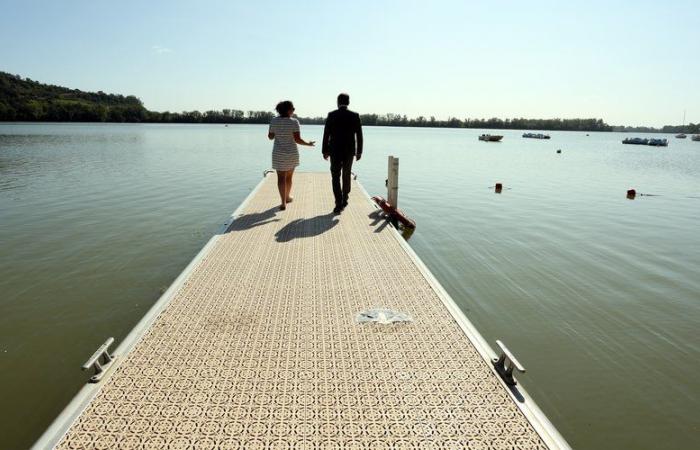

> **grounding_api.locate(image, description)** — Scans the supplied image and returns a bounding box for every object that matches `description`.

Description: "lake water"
[1,123,699,449]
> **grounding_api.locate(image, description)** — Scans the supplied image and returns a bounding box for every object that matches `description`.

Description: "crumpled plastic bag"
[356,308,413,325]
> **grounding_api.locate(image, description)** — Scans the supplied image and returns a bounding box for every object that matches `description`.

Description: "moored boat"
[622,137,668,146]
[648,138,668,147]
[692,135,700,141]
[622,137,649,145]
[676,111,687,139]
[479,134,503,142]
[522,132,551,139]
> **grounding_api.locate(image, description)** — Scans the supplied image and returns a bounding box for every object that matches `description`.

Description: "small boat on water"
[479,134,503,142]
[648,138,668,147]
[692,135,700,141]
[622,137,668,147]
[623,137,649,145]
[522,132,551,139]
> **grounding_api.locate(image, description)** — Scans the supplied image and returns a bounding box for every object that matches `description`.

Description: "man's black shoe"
[333,206,342,215]
[342,199,348,209]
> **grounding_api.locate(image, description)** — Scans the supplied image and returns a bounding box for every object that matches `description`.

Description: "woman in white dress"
[268,100,315,210]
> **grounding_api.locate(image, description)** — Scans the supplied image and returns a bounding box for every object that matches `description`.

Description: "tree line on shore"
[4,71,694,133]
[613,124,700,134]
[133,110,615,132]
[302,114,613,131]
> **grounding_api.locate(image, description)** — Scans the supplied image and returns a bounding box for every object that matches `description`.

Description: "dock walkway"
[39,172,569,449]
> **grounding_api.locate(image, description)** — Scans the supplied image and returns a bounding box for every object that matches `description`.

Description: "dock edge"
[31,174,272,450]
[33,172,572,450]
[355,181,572,450]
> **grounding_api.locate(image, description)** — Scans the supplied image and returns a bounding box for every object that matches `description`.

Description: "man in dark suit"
[322,93,363,214]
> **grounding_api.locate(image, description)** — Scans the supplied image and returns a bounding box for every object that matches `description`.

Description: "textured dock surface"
[56,173,550,449]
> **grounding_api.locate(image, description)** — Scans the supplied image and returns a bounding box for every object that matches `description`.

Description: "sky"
[1,0,698,127]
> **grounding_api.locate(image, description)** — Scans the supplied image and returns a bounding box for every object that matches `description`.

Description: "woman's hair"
[275,100,294,117]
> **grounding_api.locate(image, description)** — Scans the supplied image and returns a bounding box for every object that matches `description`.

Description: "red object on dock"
[627,189,636,199]
[371,196,417,230]
[495,183,503,193]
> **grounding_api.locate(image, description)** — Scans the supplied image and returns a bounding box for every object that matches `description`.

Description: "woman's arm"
[293,132,315,146]
[268,131,275,140]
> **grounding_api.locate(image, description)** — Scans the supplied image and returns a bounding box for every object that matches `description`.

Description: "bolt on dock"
[36,171,570,449]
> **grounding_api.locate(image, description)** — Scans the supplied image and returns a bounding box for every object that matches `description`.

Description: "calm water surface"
[1,123,699,449]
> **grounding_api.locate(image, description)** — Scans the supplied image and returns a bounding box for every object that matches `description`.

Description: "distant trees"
[299,114,613,131]
[613,124,700,133]
[661,123,700,133]
[0,71,278,124]
[143,109,273,124]
[1,71,618,131]
[0,72,149,122]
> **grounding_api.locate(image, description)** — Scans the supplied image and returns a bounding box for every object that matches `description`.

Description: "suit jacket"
[322,106,363,157]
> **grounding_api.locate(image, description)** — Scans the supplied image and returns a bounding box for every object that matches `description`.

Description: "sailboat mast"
[675,110,688,138]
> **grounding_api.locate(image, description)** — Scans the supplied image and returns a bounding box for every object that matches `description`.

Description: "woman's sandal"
[286,196,293,203]
[279,204,286,211]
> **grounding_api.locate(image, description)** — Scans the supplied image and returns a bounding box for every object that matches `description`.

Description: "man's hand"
[356,154,362,161]
[308,141,316,147]
[323,153,329,160]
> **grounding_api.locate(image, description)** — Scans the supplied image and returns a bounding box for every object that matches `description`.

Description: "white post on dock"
[387,156,399,208]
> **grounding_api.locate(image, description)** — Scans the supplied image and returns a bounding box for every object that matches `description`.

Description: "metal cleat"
[82,337,116,383]
[492,340,526,386]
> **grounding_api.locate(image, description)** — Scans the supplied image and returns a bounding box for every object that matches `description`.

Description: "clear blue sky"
[1,0,698,126]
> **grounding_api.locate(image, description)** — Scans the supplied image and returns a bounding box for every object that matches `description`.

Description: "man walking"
[322,93,363,214]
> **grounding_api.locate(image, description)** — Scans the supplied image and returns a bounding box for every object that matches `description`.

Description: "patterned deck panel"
[57,173,547,449]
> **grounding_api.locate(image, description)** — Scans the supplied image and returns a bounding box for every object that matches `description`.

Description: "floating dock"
[35,172,570,449]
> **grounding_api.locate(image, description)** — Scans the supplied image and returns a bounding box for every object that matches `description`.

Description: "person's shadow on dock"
[368,210,390,233]
[226,206,280,232]
[275,213,339,242]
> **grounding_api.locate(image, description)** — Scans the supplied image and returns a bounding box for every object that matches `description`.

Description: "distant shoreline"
[4,120,696,134]
[0,120,618,132]
[2,72,614,132]
[4,72,697,133]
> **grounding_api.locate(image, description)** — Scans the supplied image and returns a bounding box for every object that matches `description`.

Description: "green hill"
[1,71,619,131]
[0,71,147,122]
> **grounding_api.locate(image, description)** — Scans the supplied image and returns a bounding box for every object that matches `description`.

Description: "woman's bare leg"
[285,169,294,202]
[276,170,287,209]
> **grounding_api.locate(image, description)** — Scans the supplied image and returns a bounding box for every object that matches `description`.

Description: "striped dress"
[269,116,300,171]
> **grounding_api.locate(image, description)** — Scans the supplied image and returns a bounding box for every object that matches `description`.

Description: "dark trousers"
[330,154,354,206]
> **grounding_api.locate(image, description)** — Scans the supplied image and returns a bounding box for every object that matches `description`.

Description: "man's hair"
[275,100,294,117]
[337,93,350,106]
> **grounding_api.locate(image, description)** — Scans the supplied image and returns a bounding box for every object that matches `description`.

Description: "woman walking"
[268,100,315,210]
